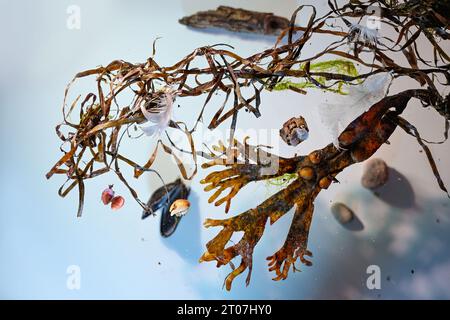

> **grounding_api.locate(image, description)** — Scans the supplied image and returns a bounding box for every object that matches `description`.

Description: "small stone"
[361,158,389,190]
[330,202,354,224]
[279,116,309,146]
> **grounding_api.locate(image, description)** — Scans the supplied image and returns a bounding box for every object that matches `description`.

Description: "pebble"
[330,202,354,224]
[361,158,389,189]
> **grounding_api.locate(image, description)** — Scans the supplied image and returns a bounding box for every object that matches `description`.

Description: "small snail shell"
[169,199,190,217]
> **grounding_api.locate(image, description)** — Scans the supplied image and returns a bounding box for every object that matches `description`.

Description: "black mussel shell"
[142,178,190,237]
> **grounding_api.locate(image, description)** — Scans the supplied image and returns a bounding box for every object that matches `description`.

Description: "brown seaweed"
[46,0,450,290]
[199,90,425,289]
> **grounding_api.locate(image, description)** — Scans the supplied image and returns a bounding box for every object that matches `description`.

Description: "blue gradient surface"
[1,0,450,299]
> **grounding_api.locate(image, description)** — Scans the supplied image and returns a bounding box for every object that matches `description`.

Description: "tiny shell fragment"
[330,202,354,224]
[361,158,389,190]
[169,199,190,217]
[280,116,309,146]
[111,196,125,210]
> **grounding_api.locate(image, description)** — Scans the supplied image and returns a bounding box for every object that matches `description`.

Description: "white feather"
[140,87,177,137]
[348,23,379,46]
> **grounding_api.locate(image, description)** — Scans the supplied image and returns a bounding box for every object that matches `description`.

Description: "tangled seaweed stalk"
[47,0,449,289]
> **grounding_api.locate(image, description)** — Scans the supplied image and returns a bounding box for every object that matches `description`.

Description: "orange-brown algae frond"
[200,139,303,213]
[198,92,434,288]
[267,200,315,281]
[199,251,216,263]
[199,207,271,290]
[200,175,311,289]
[224,261,248,291]
[266,249,313,281]
[200,167,248,213]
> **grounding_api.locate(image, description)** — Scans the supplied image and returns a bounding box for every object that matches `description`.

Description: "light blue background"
[1,0,450,299]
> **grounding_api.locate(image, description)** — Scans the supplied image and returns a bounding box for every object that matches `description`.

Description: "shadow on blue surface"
[374,167,416,209]
[181,26,291,44]
[161,191,203,264]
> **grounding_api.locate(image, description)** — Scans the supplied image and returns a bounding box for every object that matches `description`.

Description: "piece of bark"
[179,6,290,35]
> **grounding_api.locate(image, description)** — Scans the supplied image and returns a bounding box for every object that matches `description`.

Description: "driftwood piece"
[179,6,290,35]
